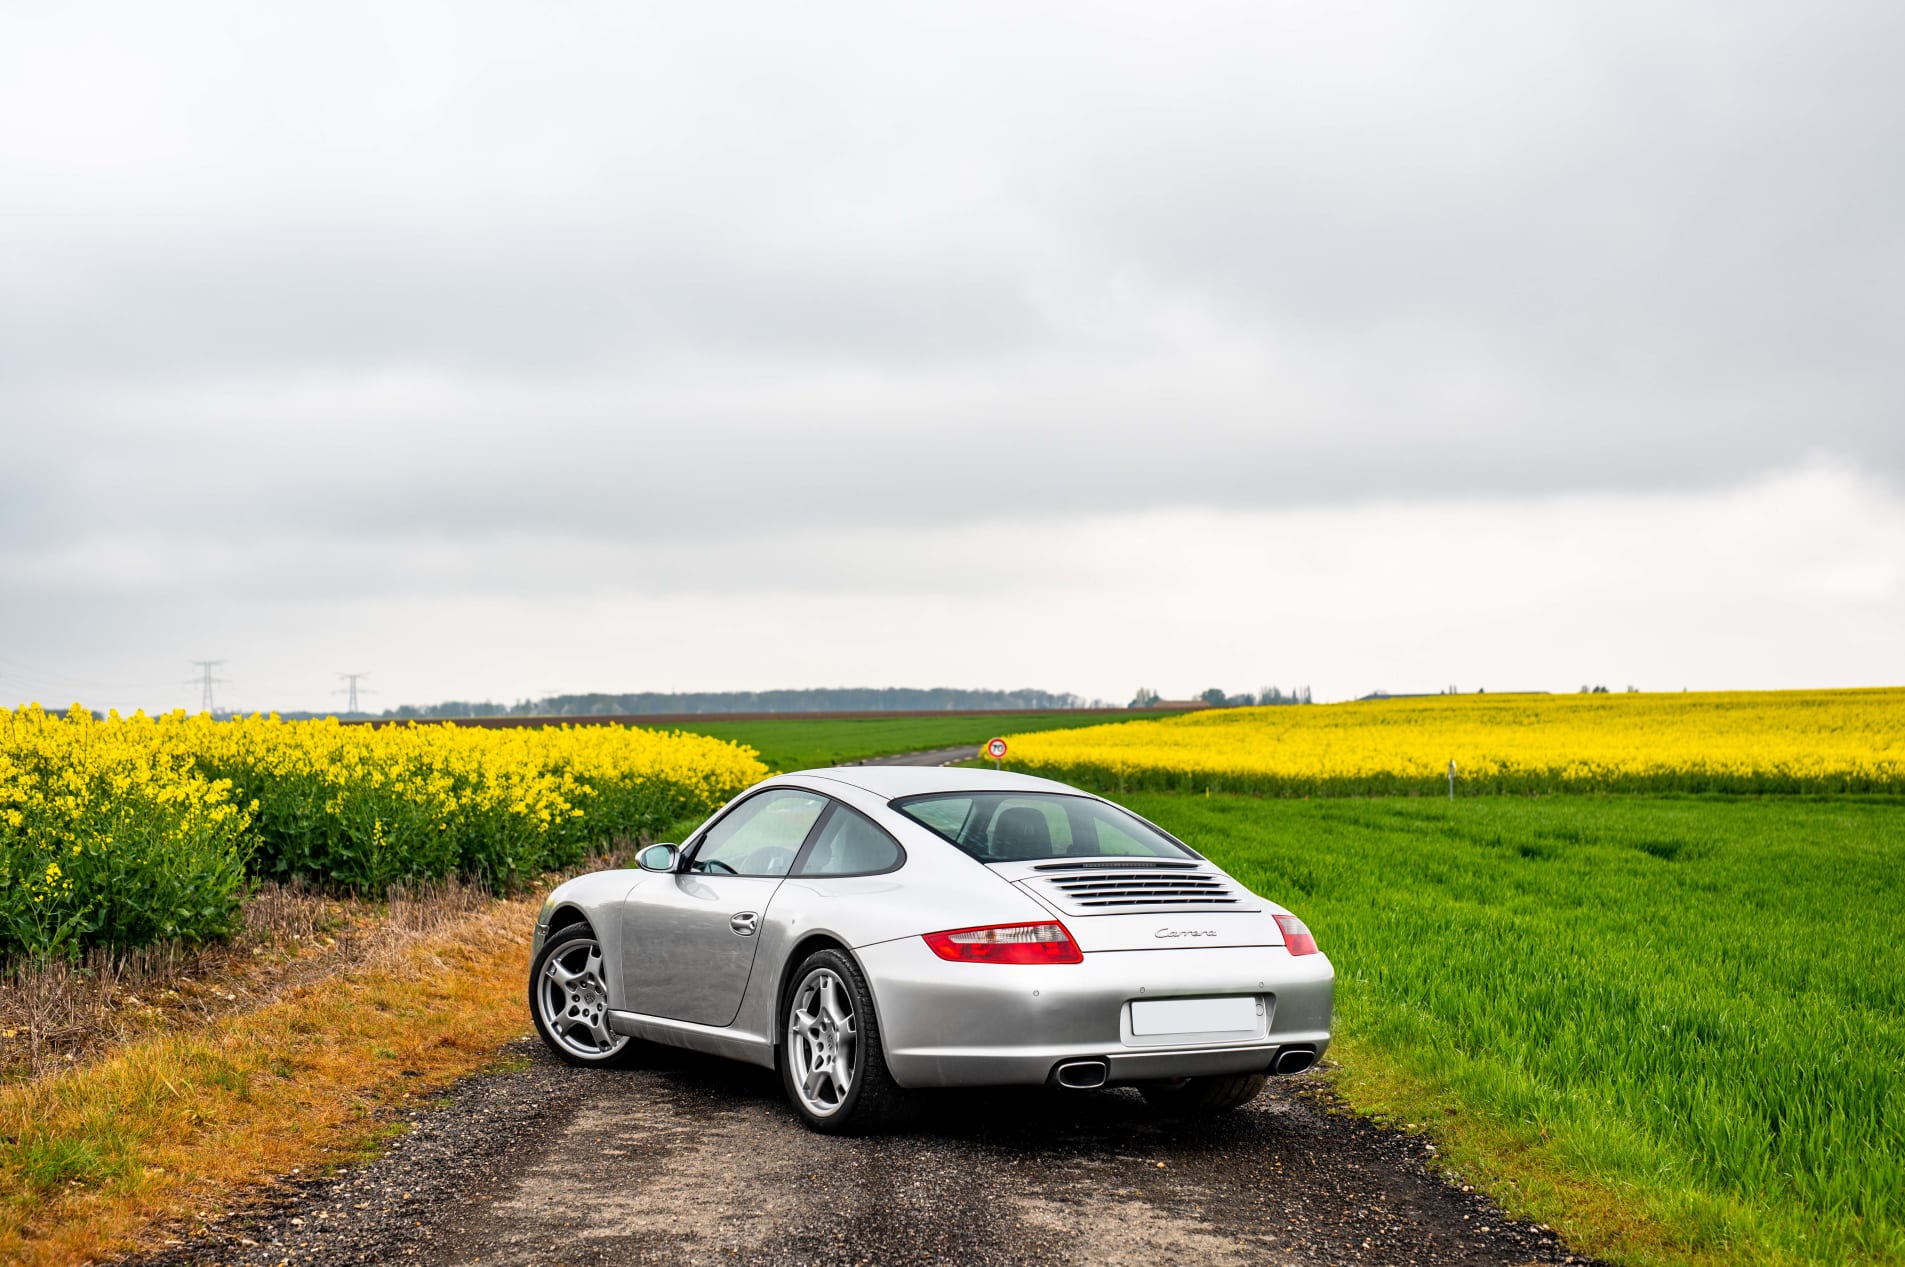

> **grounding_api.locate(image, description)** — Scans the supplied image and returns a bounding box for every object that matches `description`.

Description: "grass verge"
[0,892,540,1265]
[2,879,494,1081]
[1122,792,1905,1267]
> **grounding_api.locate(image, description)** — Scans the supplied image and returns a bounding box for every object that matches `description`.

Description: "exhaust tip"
[1273,1046,1317,1076]
[1054,1059,1110,1089]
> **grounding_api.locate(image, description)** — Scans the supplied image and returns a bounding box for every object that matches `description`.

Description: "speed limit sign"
[985,737,1008,763]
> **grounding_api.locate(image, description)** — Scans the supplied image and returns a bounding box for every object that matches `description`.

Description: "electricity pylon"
[335,672,373,714]
[186,660,229,713]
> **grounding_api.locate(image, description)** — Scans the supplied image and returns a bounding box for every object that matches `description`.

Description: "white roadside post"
[1448,759,1456,801]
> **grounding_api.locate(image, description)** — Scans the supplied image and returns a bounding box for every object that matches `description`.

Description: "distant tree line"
[373,687,1108,719]
[1128,686,1312,708]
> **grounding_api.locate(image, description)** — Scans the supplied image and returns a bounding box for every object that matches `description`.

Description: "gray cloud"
[3,1,1901,704]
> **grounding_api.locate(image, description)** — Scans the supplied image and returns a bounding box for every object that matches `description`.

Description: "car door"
[621,787,829,1027]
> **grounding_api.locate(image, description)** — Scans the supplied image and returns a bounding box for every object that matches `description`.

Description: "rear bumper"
[855,938,1334,1089]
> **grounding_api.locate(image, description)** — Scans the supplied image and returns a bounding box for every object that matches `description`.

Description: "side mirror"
[636,842,680,873]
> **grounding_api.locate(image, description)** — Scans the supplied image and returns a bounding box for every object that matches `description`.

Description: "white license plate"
[1129,996,1259,1036]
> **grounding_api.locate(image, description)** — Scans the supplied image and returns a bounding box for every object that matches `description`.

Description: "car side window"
[793,805,903,877]
[690,789,828,877]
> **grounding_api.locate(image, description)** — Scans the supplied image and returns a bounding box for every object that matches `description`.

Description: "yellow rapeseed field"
[0,706,765,960]
[1003,688,1905,796]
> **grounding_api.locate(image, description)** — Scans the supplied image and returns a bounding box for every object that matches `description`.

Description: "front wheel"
[1139,1072,1267,1114]
[530,925,639,1067]
[779,949,910,1134]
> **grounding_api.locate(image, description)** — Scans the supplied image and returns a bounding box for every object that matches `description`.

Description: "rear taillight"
[922,921,1083,965]
[1274,913,1319,956]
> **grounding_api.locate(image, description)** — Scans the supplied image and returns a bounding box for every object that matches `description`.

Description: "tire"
[1139,1072,1267,1114]
[529,925,640,1068]
[779,948,911,1134]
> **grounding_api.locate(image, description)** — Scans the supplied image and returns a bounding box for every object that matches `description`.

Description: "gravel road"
[850,746,983,767]
[131,1037,1594,1267]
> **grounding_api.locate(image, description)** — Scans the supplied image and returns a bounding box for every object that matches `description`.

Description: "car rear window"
[891,792,1196,864]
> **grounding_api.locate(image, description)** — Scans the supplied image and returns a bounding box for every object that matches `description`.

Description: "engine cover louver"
[1023,860,1258,915]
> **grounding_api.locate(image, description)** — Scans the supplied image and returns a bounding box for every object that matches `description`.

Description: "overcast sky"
[3,0,1901,713]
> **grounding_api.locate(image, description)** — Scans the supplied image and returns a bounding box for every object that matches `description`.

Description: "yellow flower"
[2,701,766,939]
[1004,688,1905,795]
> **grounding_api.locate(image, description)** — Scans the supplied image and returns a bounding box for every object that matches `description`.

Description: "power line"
[186,660,229,714]
[0,654,165,693]
[334,672,374,714]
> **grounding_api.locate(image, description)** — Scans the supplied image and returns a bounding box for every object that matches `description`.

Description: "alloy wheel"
[787,967,858,1116]
[536,935,629,1060]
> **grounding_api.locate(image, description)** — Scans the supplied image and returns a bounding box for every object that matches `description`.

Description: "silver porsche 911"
[528,767,1333,1133]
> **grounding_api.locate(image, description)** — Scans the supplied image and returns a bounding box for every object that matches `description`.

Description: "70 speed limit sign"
[984,737,1008,762]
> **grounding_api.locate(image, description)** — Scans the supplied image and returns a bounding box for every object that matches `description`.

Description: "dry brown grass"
[0,840,643,1265]
[0,887,545,1265]
[1,878,495,1081]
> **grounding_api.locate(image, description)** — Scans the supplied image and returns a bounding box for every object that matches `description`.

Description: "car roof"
[779,765,1085,801]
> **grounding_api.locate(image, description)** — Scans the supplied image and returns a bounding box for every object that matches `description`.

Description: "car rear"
[858,786,1334,1090]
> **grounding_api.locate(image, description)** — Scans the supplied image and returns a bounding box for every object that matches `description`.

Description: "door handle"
[729,911,759,936]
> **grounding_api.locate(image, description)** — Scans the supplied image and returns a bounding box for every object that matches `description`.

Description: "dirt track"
[851,745,982,767]
[131,1037,1592,1267]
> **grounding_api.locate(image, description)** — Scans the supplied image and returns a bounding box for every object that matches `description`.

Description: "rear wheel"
[1139,1072,1267,1114]
[779,948,910,1134]
[530,925,639,1067]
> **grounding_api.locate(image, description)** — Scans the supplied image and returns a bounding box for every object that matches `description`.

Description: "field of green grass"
[1119,792,1905,1266]
[636,712,1173,774]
